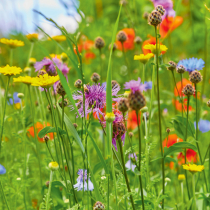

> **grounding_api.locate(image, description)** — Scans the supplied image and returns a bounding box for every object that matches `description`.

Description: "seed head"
[207,99,210,107]
[167,61,177,71]
[155,5,165,16]
[128,90,146,111]
[118,98,129,113]
[56,81,66,96]
[189,71,202,84]
[182,84,195,96]
[59,98,68,108]
[37,70,47,77]
[113,121,126,139]
[166,128,171,133]
[176,65,186,74]
[74,79,82,89]
[73,123,78,129]
[44,135,50,142]
[94,37,105,49]
[109,43,117,51]
[93,201,105,210]
[148,10,162,26]
[91,73,100,83]
[129,132,133,138]
[117,31,127,43]
[134,36,142,45]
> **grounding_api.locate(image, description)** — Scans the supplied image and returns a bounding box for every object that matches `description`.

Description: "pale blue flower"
[0,164,6,174]
[194,120,210,133]
[178,58,205,73]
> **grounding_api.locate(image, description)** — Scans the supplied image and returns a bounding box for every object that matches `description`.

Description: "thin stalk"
[107,176,109,210]
[136,111,145,210]
[99,49,103,81]
[181,74,183,118]
[142,64,145,84]
[46,171,54,210]
[118,140,136,210]
[28,85,42,188]
[181,181,184,208]
[26,43,34,69]
[0,76,10,155]
[10,49,13,66]
[155,26,165,209]
[184,96,191,201]
[0,180,10,210]
[61,96,64,129]
[192,174,196,209]
[46,141,55,161]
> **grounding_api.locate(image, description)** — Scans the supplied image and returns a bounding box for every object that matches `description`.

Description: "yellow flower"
[49,161,59,171]
[48,35,66,42]
[31,74,59,88]
[0,38,24,48]
[29,58,37,65]
[49,54,61,60]
[143,44,168,54]
[105,112,115,123]
[178,174,185,181]
[26,33,38,42]
[134,53,154,64]
[13,76,34,85]
[182,164,204,174]
[0,65,22,76]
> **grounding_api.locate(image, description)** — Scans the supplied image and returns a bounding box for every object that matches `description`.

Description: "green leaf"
[165,156,177,163]
[164,142,197,157]
[38,126,66,138]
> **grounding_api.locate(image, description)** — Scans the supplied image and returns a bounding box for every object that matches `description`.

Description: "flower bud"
[105,112,115,123]
[93,201,105,210]
[117,31,127,43]
[176,65,186,74]
[24,67,31,73]
[166,128,171,133]
[29,58,36,67]
[73,123,78,129]
[74,79,82,89]
[140,106,148,113]
[60,52,68,62]
[128,90,146,111]
[129,132,133,138]
[143,12,149,20]
[134,36,142,45]
[148,10,162,26]
[95,37,105,49]
[207,99,210,107]
[155,5,165,16]
[56,81,66,96]
[189,71,202,84]
[118,98,129,113]
[44,135,50,142]
[112,80,120,89]
[109,43,117,51]
[91,73,100,83]
[45,181,50,187]
[178,174,185,181]
[17,93,24,99]
[182,84,195,96]
[167,61,177,71]
[49,161,59,171]
[58,98,68,108]
[165,177,171,182]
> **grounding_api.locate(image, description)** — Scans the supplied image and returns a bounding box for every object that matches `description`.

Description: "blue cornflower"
[177,58,205,73]
[74,169,94,191]
[0,164,6,174]
[194,120,210,133]
[8,92,21,105]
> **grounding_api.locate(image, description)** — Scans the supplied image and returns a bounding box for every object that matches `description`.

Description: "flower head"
[182,164,204,173]
[143,44,168,54]
[125,153,137,171]
[0,65,22,76]
[134,53,154,64]
[178,149,198,165]
[26,33,38,42]
[74,169,94,191]
[0,38,24,48]
[13,76,34,85]
[194,120,210,133]
[31,74,60,88]
[178,174,185,181]
[0,164,6,174]
[177,58,205,73]
[49,161,59,171]
[49,35,66,42]
[105,112,116,123]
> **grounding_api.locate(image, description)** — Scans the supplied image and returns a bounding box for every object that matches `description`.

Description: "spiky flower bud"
[155,5,165,16]
[167,61,177,71]
[134,36,142,44]
[166,128,171,133]
[189,71,202,84]
[109,43,117,51]
[105,112,115,123]
[91,73,100,83]
[113,121,126,139]
[49,161,59,171]
[37,70,47,77]
[44,135,50,142]
[95,37,105,49]
[73,123,78,129]
[74,79,82,88]
[118,98,129,113]
[56,81,66,96]
[129,132,133,138]
[176,65,186,74]
[59,98,68,108]
[207,99,210,107]
[143,12,149,20]
[128,90,146,111]
[117,31,127,43]
[17,93,24,99]
[148,10,162,26]
[182,84,195,96]
[93,201,105,210]
[112,80,120,89]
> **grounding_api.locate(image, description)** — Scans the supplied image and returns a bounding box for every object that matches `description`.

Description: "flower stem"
[118,140,136,210]
[61,95,64,129]
[136,111,145,210]
[142,64,145,84]
[122,44,130,80]
[181,74,183,118]
[28,85,42,188]
[99,48,103,81]
[0,76,10,155]
[0,180,10,210]
[10,49,13,66]
[155,26,165,209]
[26,43,34,69]
[46,170,54,210]
[192,173,196,209]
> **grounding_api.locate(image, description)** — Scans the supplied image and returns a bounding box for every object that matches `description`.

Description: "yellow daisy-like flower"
[13,76,34,85]
[105,112,115,123]
[26,33,39,42]
[31,74,59,88]
[182,164,204,174]
[0,38,24,48]
[49,161,59,171]
[178,174,185,181]
[134,53,154,64]
[0,65,22,76]
[48,35,66,42]
[143,44,168,54]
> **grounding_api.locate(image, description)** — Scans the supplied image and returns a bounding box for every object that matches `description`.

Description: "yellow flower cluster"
[143,44,168,54]
[182,164,204,173]
[48,35,66,42]
[0,65,22,76]
[31,74,60,88]
[26,33,39,42]
[0,38,24,48]
[134,53,154,64]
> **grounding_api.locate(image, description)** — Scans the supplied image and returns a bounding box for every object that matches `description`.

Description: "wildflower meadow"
[0,0,210,209]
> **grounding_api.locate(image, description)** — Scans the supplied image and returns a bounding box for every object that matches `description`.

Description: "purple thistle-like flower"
[73,169,94,191]
[73,83,120,119]
[124,78,152,93]
[0,164,6,174]
[177,58,205,73]
[125,153,137,172]
[194,120,210,133]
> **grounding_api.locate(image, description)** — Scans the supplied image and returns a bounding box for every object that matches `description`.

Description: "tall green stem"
[0,76,10,154]
[155,26,165,209]
[118,140,136,210]
[0,180,10,210]
[46,170,54,210]
[61,96,64,129]
[142,64,145,84]
[122,44,130,80]
[136,111,145,210]
[192,174,196,209]
[28,85,42,188]
[10,49,13,66]
[26,43,34,69]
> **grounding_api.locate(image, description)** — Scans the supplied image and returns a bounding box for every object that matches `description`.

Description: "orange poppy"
[116,28,135,51]
[177,149,198,165]
[160,16,183,38]
[162,134,183,148]
[127,110,140,130]
[27,122,53,143]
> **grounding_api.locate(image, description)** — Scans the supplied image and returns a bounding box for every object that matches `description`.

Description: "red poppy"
[116,28,135,51]
[127,110,140,130]
[162,134,183,148]
[27,122,53,143]
[177,149,198,165]
[160,16,183,38]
